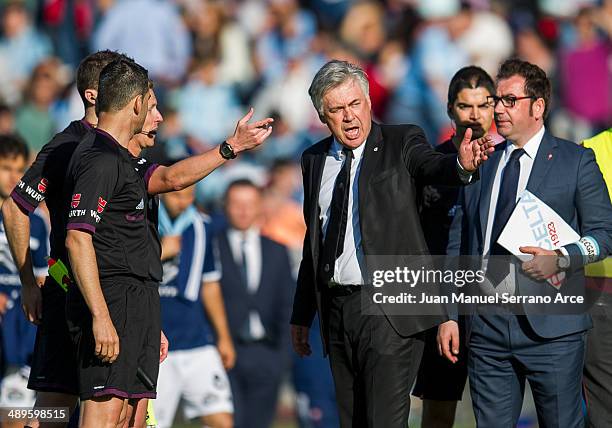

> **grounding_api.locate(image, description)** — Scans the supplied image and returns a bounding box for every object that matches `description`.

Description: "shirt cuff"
[456,158,473,184]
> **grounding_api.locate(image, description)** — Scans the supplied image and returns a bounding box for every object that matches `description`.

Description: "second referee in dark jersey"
[2,50,126,424]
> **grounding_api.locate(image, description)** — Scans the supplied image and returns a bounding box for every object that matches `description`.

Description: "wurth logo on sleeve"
[97,197,107,213]
[71,194,81,208]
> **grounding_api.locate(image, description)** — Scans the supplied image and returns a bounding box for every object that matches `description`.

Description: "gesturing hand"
[458,128,495,172]
[226,108,274,154]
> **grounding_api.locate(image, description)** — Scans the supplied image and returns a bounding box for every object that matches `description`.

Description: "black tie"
[488,148,525,283]
[319,147,354,285]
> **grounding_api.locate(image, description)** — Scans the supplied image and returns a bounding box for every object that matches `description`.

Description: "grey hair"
[308,60,370,120]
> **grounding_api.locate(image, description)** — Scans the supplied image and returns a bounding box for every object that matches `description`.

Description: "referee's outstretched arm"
[147,108,273,195]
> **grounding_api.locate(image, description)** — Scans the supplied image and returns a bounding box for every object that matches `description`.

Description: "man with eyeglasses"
[438,58,612,427]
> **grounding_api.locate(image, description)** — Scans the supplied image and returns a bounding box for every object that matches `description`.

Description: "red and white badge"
[97,197,107,213]
[71,193,81,208]
[38,178,48,194]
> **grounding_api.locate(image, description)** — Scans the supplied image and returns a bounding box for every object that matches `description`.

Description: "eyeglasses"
[487,95,536,108]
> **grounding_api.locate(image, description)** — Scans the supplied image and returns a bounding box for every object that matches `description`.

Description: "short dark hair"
[0,134,28,161]
[447,66,495,110]
[96,58,149,115]
[76,50,128,107]
[224,179,261,200]
[497,58,551,118]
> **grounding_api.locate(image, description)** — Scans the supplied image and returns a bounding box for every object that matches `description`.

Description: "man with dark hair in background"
[218,179,294,428]
[0,135,48,428]
[2,49,126,427]
[413,66,495,428]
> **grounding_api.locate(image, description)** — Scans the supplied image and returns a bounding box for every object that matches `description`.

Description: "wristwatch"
[554,249,570,271]
[219,141,237,160]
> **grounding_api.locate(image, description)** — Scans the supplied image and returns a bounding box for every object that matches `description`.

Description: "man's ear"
[133,94,144,117]
[84,89,97,106]
[533,98,545,120]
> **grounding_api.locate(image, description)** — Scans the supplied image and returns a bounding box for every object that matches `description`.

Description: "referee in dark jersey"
[64,58,274,428]
[2,50,127,426]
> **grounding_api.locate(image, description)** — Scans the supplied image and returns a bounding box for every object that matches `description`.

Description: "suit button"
[324,264,330,272]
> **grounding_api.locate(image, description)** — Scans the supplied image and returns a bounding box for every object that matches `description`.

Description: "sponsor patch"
[71,193,81,208]
[37,178,48,193]
[97,197,107,213]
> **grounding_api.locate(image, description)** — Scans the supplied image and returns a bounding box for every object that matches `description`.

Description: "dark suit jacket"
[218,230,294,352]
[291,122,469,353]
[449,132,612,339]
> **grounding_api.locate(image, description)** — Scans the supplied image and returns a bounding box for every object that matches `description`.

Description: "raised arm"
[147,108,273,195]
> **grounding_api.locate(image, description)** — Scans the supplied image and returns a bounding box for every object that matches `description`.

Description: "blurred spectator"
[218,180,293,428]
[261,158,305,265]
[0,104,15,134]
[249,111,312,165]
[15,59,65,153]
[514,26,556,75]
[593,0,612,38]
[454,8,513,76]
[93,0,191,85]
[254,0,317,84]
[186,0,255,88]
[560,7,612,141]
[0,1,53,106]
[338,2,390,117]
[253,56,321,134]
[41,0,93,67]
[339,2,385,61]
[171,58,242,150]
[386,0,470,143]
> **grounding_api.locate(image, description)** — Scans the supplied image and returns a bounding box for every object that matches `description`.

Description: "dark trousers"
[469,313,586,428]
[228,343,285,428]
[584,285,612,428]
[325,289,424,428]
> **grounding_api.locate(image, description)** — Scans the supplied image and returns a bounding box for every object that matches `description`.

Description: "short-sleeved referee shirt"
[11,120,93,264]
[65,128,162,282]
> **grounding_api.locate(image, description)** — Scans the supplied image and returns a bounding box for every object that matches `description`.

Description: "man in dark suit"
[439,59,612,427]
[289,59,494,428]
[218,179,293,428]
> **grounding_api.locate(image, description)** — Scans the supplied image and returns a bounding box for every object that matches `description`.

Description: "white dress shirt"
[318,139,366,285]
[227,227,266,339]
[483,125,545,291]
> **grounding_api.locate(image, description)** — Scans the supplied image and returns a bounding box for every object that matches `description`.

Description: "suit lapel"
[308,137,331,264]
[478,141,506,243]
[526,132,557,193]
[358,123,384,213]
